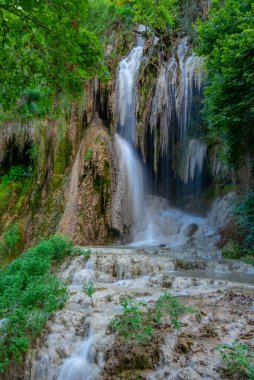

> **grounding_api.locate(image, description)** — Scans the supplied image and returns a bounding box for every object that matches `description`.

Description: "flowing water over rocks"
[26,247,254,380]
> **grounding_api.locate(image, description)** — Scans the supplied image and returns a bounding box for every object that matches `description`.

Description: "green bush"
[234,192,254,253]
[2,165,33,185]
[83,279,95,305]
[221,240,242,260]
[110,297,154,344]
[110,292,195,344]
[216,341,254,380]
[0,235,73,374]
[0,223,21,266]
[154,291,196,330]
[71,246,92,259]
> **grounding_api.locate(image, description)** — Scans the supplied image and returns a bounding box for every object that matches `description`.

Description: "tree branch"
[0,5,51,32]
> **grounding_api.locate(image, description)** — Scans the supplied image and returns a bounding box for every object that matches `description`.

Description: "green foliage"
[71,246,92,259]
[222,240,242,260]
[83,279,95,305]
[196,0,254,167]
[0,223,21,265]
[154,291,196,330]
[84,148,93,162]
[110,297,154,344]
[17,88,50,116]
[0,235,73,374]
[131,0,179,35]
[110,292,195,344]
[216,341,254,380]
[234,192,254,252]
[2,165,33,185]
[86,0,133,43]
[0,0,105,117]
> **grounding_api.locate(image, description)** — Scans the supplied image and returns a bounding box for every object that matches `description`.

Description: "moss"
[51,174,64,192]
[54,134,72,175]
[84,148,93,161]
[14,179,32,213]
[0,183,12,217]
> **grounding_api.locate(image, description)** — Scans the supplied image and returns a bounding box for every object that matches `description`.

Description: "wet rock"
[162,274,174,288]
[175,368,201,380]
[176,335,194,354]
[183,223,199,238]
[207,192,236,229]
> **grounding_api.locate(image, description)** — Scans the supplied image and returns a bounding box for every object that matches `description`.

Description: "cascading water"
[113,25,146,239]
[114,32,213,246]
[147,37,207,208]
[57,330,97,380]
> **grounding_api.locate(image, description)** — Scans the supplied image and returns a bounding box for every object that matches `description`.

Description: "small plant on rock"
[83,279,95,306]
[84,148,93,162]
[110,292,195,345]
[71,246,92,259]
[110,297,154,344]
[154,291,197,329]
[216,341,254,379]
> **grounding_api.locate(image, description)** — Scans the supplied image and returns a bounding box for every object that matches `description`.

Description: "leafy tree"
[86,0,133,43]
[196,0,254,167]
[0,0,105,115]
[130,0,179,35]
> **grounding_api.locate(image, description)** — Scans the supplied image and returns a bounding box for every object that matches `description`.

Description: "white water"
[115,134,144,227]
[118,25,145,143]
[181,138,208,184]
[131,195,213,248]
[57,330,98,380]
[115,32,212,246]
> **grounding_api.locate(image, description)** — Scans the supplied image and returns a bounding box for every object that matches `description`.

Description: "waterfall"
[118,27,145,143]
[57,331,96,380]
[115,134,144,228]
[113,25,146,239]
[181,139,207,184]
[113,31,211,245]
[148,37,206,206]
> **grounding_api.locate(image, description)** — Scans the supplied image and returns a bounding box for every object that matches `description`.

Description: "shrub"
[234,192,254,253]
[110,292,195,344]
[2,165,33,185]
[83,279,95,305]
[154,291,196,330]
[216,341,254,380]
[221,240,242,260]
[0,235,72,374]
[71,246,92,259]
[0,223,22,265]
[110,297,154,344]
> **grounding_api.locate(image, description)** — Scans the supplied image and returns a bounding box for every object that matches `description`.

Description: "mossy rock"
[54,135,72,175]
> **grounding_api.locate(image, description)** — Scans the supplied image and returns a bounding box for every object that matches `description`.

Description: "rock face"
[207,192,236,230]
[59,115,116,245]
